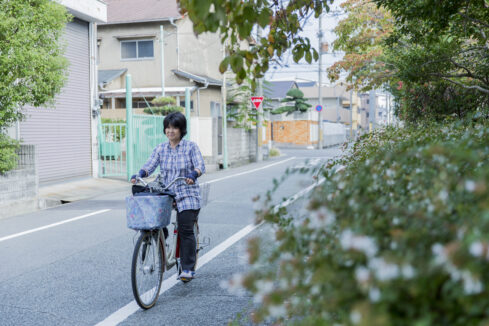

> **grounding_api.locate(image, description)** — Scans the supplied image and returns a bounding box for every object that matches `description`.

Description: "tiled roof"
[103,0,181,24]
[264,81,298,99]
[98,69,127,87]
[172,70,222,86]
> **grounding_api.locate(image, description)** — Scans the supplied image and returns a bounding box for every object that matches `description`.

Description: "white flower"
[369,258,399,281]
[401,265,415,279]
[438,190,449,202]
[268,304,287,318]
[462,271,483,295]
[355,267,370,283]
[469,242,484,257]
[465,180,476,192]
[309,207,336,228]
[340,230,378,258]
[350,311,362,324]
[369,287,381,302]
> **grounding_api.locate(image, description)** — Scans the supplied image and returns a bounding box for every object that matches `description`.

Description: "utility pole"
[126,74,133,181]
[222,42,228,169]
[160,25,165,96]
[317,14,323,150]
[256,27,263,162]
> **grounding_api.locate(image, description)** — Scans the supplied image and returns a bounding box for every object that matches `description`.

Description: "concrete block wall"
[227,124,256,166]
[0,145,39,219]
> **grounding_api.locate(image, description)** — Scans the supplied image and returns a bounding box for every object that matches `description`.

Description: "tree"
[178,0,336,86]
[143,96,184,116]
[373,0,489,95]
[327,0,394,91]
[227,77,271,130]
[0,0,70,131]
[272,88,311,115]
[0,0,69,173]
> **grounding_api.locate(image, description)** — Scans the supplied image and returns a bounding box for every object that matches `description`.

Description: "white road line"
[95,178,323,326]
[203,156,296,185]
[0,209,111,243]
[273,178,326,213]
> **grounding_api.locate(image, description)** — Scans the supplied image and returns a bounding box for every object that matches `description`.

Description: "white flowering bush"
[236,119,489,325]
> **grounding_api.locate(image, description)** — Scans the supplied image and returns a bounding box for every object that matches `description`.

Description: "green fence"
[131,114,167,176]
[99,122,126,177]
[99,115,167,179]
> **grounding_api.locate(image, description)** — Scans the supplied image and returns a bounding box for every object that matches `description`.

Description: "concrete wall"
[0,145,38,219]
[323,122,347,147]
[179,18,222,81]
[227,123,257,166]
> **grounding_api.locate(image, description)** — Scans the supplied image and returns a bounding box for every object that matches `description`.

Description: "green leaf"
[219,57,230,73]
[230,55,244,73]
[305,51,312,63]
[257,8,270,28]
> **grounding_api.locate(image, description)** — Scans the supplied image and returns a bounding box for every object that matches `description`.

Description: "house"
[266,83,363,147]
[97,0,235,169]
[8,0,107,184]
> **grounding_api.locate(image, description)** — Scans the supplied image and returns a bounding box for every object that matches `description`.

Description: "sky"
[264,0,346,84]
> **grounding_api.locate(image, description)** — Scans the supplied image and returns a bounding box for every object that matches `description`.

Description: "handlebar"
[163,177,187,190]
[134,175,187,190]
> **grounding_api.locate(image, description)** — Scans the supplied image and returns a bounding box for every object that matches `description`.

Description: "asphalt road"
[0,147,342,326]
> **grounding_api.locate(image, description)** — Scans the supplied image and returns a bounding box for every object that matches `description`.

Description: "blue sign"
[315,105,323,112]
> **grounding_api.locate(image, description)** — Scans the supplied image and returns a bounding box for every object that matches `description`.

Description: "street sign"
[315,104,323,112]
[251,96,264,109]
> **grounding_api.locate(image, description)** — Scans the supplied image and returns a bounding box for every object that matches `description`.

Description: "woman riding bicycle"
[130,111,205,282]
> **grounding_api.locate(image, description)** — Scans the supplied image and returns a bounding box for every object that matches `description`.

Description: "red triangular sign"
[251,96,264,109]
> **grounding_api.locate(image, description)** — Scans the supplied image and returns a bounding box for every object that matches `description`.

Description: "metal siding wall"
[19,19,91,184]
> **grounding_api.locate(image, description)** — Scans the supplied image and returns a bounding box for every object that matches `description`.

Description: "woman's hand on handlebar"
[185,170,199,185]
[131,169,147,184]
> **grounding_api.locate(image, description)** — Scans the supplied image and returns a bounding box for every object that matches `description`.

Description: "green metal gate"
[131,114,167,175]
[98,115,167,179]
[98,120,126,177]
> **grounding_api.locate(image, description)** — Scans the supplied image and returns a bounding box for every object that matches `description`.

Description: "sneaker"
[179,270,194,282]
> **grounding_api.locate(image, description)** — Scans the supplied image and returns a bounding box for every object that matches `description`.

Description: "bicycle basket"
[125,195,173,230]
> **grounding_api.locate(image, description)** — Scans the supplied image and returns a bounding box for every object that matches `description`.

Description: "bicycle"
[126,176,210,309]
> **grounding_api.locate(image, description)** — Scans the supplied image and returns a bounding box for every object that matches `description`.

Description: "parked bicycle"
[126,176,210,309]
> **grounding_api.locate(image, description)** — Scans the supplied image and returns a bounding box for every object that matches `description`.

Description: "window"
[180,101,194,111]
[121,40,154,60]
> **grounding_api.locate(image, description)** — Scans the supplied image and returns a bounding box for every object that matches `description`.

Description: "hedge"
[236,118,489,325]
[0,134,20,174]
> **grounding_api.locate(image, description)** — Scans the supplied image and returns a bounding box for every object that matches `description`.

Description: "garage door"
[19,18,91,184]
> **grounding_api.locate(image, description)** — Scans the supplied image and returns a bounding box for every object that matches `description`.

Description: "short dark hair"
[163,111,187,139]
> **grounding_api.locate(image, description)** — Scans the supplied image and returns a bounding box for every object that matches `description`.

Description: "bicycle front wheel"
[131,230,164,309]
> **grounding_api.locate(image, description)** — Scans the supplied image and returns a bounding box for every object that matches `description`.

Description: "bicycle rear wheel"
[131,230,164,309]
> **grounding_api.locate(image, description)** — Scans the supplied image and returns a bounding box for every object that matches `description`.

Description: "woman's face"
[165,124,181,142]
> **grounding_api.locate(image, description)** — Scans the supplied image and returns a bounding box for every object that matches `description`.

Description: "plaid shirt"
[142,139,206,212]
